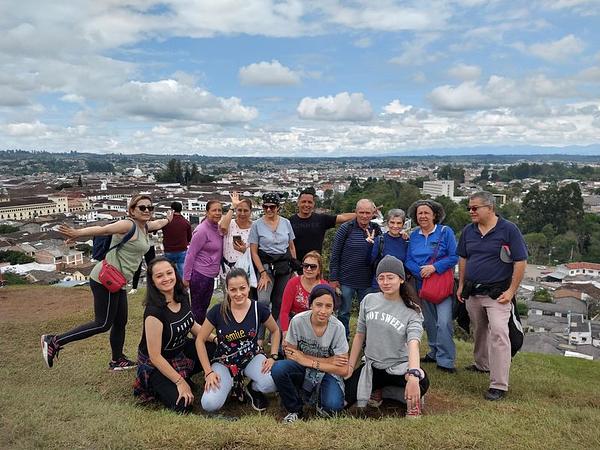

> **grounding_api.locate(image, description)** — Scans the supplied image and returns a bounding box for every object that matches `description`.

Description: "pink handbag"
[98,259,127,293]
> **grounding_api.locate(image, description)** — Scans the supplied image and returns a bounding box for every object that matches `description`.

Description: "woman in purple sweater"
[183,200,223,323]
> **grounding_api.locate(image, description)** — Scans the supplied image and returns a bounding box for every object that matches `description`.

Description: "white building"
[422,180,454,199]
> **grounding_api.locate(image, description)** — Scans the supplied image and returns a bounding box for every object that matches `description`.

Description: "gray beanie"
[376,255,406,280]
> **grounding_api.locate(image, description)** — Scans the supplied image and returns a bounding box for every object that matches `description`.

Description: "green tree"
[532,288,552,303]
[0,251,35,264]
[524,233,547,264]
[77,174,83,187]
[0,224,18,234]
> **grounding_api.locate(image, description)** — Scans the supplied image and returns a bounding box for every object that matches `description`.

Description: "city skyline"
[1,1,600,156]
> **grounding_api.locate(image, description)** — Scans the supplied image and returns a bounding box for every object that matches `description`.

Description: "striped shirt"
[329,219,380,288]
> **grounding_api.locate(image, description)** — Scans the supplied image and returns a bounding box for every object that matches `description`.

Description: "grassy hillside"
[1,285,599,450]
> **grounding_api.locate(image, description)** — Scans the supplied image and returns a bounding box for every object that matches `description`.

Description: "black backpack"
[92,219,136,261]
[370,234,386,272]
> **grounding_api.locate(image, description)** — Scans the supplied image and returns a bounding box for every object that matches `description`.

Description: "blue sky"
[1,1,600,156]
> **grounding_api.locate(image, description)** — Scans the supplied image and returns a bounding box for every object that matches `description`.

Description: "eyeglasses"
[262,204,278,211]
[302,263,318,270]
[466,205,490,212]
[136,205,155,212]
[377,274,400,283]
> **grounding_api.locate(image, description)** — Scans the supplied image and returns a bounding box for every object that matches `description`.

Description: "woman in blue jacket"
[405,200,458,373]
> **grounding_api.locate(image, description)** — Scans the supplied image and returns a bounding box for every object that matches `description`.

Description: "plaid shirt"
[133,349,195,403]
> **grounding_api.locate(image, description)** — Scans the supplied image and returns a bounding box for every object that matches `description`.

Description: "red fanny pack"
[98,259,127,293]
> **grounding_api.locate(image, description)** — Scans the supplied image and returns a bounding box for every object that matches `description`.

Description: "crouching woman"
[345,255,430,418]
[195,268,280,413]
[271,284,349,423]
[133,257,215,413]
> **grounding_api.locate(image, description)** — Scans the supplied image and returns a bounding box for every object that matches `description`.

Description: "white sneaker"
[282,412,301,423]
[128,289,137,295]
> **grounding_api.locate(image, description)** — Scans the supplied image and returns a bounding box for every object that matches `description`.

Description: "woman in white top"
[219,192,253,268]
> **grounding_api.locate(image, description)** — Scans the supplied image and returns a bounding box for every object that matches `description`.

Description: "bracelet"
[212,335,218,344]
[260,270,266,275]
[175,376,183,385]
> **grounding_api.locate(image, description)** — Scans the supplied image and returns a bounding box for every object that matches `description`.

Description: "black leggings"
[149,339,216,413]
[131,246,156,289]
[56,279,128,361]
[344,365,430,407]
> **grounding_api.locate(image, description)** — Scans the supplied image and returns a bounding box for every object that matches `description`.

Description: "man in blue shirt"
[329,199,381,338]
[457,191,527,401]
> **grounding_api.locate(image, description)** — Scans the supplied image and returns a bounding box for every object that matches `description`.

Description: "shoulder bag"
[419,226,454,304]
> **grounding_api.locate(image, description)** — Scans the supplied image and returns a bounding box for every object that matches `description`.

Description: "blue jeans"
[201,354,276,412]
[339,285,371,339]
[421,295,456,369]
[164,251,186,278]
[271,359,344,414]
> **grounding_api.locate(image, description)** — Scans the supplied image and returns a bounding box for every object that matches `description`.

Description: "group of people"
[40,187,527,419]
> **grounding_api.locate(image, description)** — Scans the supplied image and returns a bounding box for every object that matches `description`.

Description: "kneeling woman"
[345,255,430,417]
[133,257,215,413]
[196,268,280,413]
[271,284,349,423]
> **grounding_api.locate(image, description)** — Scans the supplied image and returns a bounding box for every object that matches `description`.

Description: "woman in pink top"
[183,200,223,323]
[280,251,327,337]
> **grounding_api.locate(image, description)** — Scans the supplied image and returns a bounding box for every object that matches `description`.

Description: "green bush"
[2,271,28,285]
[0,250,35,264]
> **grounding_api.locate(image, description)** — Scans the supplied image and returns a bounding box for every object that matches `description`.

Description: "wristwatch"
[270,353,280,360]
[406,368,424,380]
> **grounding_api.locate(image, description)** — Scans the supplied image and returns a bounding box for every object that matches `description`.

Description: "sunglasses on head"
[466,205,489,212]
[263,204,278,211]
[302,263,318,270]
[136,205,155,212]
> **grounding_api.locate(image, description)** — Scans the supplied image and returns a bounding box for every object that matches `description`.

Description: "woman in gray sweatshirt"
[344,255,430,418]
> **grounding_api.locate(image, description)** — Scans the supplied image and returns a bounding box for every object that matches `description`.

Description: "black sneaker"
[41,334,62,368]
[109,356,137,371]
[420,354,436,363]
[245,385,268,411]
[465,364,489,374]
[436,365,457,374]
[485,388,506,401]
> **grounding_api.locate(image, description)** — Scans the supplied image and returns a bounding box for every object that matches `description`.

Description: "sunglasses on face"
[466,205,490,212]
[263,204,278,211]
[302,263,318,270]
[136,205,155,212]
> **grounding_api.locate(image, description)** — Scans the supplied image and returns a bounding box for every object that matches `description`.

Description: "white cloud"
[448,63,481,81]
[109,79,258,123]
[239,60,301,86]
[522,34,585,62]
[3,121,48,137]
[297,92,373,121]
[61,94,86,104]
[389,33,442,66]
[383,100,412,115]
[429,75,578,111]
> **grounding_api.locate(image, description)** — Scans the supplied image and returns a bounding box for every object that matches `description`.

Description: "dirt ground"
[0,286,93,323]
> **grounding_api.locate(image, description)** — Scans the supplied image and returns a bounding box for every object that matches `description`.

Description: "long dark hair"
[400,280,421,312]
[144,257,188,308]
[221,268,250,323]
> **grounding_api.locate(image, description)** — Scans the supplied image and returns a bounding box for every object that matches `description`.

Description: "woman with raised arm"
[183,199,223,324]
[345,256,430,418]
[195,268,280,413]
[133,257,215,413]
[41,194,172,371]
[248,192,296,342]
